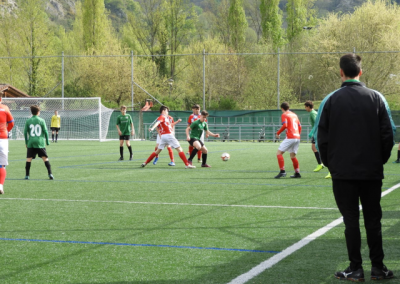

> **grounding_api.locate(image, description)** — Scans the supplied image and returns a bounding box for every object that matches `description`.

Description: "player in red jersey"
[187,104,204,163]
[153,116,181,166]
[141,106,195,169]
[275,102,302,179]
[0,96,15,194]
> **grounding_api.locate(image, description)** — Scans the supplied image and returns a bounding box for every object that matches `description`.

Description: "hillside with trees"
[0,0,400,110]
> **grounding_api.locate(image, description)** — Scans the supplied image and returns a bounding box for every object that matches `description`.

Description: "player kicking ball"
[141,106,195,169]
[275,102,301,179]
[186,110,220,167]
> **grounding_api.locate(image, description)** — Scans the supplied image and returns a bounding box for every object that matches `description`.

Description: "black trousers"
[332,179,384,270]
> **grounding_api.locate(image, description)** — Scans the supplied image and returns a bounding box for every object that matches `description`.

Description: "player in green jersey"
[24,105,53,180]
[185,110,220,167]
[116,105,135,161]
[305,101,331,178]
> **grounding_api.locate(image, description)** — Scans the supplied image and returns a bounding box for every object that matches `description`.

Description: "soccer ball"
[221,152,230,161]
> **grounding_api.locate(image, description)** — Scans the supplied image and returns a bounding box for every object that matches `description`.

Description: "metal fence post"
[131,50,134,111]
[277,48,280,110]
[62,51,64,110]
[203,49,206,110]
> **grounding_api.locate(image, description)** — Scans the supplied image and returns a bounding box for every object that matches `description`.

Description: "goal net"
[3,98,114,141]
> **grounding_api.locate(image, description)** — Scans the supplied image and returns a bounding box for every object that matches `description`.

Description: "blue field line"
[0,237,279,254]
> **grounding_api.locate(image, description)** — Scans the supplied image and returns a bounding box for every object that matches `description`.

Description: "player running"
[24,105,54,180]
[153,116,181,166]
[187,104,205,163]
[0,96,14,194]
[305,101,324,172]
[141,106,195,169]
[116,105,134,161]
[186,110,220,167]
[275,102,302,179]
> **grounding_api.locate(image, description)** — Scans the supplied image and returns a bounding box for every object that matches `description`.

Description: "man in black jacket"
[316,54,395,282]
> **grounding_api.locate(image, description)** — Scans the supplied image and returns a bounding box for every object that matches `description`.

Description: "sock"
[56,134,58,141]
[155,146,159,158]
[197,149,202,160]
[128,146,132,157]
[291,157,300,173]
[189,145,194,155]
[145,152,157,164]
[314,151,322,164]
[44,161,52,175]
[398,150,400,160]
[189,148,198,161]
[0,167,6,185]
[277,155,285,171]
[52,134,54,141]
[120,147,123,158]
[167,147,174,162]
[202,153,208,165]
[179,152,189,166]
[26,162,31,176]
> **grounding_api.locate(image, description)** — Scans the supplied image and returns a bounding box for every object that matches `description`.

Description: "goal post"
[3,97,114,141]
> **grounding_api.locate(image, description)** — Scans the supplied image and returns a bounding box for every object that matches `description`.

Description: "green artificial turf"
[0,140,399,283]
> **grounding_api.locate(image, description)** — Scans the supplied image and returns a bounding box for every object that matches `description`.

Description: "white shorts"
[156,134,171,148]
[158,134,180,150]
[278,138,300,154]
[0,139,9,166]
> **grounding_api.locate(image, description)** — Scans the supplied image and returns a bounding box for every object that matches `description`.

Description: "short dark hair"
[201,110,209,117]
[192,104,200,109]
[304,100,314,108]
[159,105,169,113]
[340,54,362,78]
[30,105,40,115]
[280,102,289,111]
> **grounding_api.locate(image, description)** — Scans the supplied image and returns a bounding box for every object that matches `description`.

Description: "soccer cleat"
[168,162,175,166]
[0,184,3,194]
[290,172,301,178]
[129,155,133,161]
[185,164,196,169]
[49,174,54,180]
[153,157,159,165]
[55,141,57,143]
[24,176,30,180]
[118,157,124,161]
[274,171,287,179]
[334,267,365,282]
[371,265,394,280]
[201,164,211,168]
[188,160,193,166]
[393,159,400,163]
[198,159,202,163]
[313,164,325,172]
[141,163,147,168]
[325,172,332,179]
[52,140,54,143]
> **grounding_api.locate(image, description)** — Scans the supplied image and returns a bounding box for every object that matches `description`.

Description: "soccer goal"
[3,97,114,141]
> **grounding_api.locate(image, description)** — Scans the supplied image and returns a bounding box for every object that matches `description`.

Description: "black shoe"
[129,156,133,161]
[274,171,286,179]
[118,157,123,161]
[393,159,400,164]
[290,172,301,178]
[371,265,394,280]
[334,267,365,282]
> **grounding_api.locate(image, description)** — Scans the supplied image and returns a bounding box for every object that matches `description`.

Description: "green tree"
[14,0,58,97]
[82,0,112,52]
[228,0,248,50]
[260,0,284,48]
[286,0,316,42]
[164,0,197,78]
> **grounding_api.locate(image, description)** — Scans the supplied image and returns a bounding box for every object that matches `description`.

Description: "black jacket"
[317,81,395,180]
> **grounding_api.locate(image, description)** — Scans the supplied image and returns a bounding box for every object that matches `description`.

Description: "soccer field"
[1,140,399,283]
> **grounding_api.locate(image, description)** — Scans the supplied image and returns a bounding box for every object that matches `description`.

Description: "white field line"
[0,198,337,210]
[227,182,400,284]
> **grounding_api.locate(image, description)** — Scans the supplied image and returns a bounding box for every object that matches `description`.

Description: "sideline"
[0,197,338,210]
[227,182,400,284]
